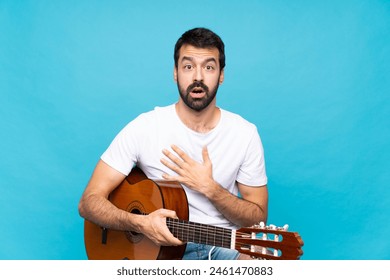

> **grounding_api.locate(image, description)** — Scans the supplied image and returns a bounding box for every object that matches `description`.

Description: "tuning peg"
[275,224,289,231]
[259,221,265,228]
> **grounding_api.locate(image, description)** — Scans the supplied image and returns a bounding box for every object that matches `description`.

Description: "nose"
[193,66,203,82]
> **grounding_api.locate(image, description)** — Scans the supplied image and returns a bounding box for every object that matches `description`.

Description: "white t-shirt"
[101,104,267,229]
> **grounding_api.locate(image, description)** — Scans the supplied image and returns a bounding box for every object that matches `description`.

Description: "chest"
[137,125,247,190]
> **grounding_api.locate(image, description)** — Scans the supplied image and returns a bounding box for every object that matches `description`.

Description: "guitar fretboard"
[166,218,233,249]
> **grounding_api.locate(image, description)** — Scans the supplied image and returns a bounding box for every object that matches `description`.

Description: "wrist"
[121,211,144,233]
[203,180,223,200]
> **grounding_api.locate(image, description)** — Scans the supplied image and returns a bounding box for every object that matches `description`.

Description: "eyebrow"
[181,56,217,64]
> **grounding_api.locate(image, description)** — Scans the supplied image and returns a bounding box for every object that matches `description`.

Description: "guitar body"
[84,167,189,260]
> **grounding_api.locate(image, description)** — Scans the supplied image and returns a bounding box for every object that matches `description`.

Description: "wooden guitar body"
[84,167,189,260]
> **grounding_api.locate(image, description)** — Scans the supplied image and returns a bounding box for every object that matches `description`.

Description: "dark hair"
[174,27,225,69]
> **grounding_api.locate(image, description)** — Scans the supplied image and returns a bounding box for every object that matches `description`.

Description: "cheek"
[207,75,223,86]
[177,73,191,86]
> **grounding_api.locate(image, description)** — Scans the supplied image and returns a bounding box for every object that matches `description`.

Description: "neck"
[175,100,221,133]
[166,217,234,249]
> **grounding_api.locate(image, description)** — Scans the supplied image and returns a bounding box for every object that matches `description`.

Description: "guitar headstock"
[235,222,304,260]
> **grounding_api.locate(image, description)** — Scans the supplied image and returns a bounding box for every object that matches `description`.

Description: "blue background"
[1,0,389,260]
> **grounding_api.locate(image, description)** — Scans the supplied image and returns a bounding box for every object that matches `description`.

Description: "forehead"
[178,45,220,63]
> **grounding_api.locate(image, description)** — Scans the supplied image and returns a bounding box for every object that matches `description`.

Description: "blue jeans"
[182,242,239,260]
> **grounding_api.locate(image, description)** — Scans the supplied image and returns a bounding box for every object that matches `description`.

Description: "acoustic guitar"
[84,167,304,260]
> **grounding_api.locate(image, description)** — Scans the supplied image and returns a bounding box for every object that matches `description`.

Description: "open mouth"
[186,82,209,99]
[192,87,204,93]
[190,87,206,97]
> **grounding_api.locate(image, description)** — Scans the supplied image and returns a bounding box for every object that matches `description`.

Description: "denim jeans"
[182,242,239,260]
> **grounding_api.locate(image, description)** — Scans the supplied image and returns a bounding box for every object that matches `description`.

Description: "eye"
[184,64,193,70]
[205,65,215,71]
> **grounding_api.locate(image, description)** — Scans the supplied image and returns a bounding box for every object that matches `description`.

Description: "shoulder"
[127,104,175,125]
[220,108,257,133]
[142,104,175,119]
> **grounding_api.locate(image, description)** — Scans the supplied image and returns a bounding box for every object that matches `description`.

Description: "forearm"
[206,183,267,227]
[78,193,142,232]
[79,192,183,246]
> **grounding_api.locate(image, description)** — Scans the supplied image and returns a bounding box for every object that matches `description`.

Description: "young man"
[78,27,268,260]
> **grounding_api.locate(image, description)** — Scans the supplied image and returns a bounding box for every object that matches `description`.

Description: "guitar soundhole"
[124,201,146,243]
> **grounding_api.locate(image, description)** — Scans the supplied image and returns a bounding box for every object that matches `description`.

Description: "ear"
[219,68,225,84]
[173,66,178,82]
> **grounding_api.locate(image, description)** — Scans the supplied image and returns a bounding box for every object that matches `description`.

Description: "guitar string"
[165,219,267,240]
[123,215,292,258]
[165,224,277,256]
[166,219,232,247]
[141,215,284,243]
[166,219,283,258]
[165,218,277,250]
[122,213,282,256]
[139,213,292,256]
[138,217,291,258]
[166,218,273,239]
[166,220,231,247]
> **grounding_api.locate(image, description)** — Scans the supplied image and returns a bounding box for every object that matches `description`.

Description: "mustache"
[186,81,209,93]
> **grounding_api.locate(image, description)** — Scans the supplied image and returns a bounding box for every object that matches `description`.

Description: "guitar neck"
[166,218,234,249]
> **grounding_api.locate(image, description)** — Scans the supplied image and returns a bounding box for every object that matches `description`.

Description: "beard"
[177,80,220,112]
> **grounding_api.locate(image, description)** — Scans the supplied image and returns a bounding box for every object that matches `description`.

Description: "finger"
[162,148,185,168]
[159,208,179,220]
[164,233,184,246]
[161,172,187,187]
[160,157,182,174]
[202,146,211,164]
[161,172,180,181]
[157,209,184,246]
[171,145,192,162]
[171,236,185,246]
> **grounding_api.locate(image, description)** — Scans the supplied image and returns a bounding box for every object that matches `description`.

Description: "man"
[78,27,268,260]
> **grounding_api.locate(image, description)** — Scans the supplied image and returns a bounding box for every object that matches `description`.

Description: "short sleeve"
[236,127,268,187]
[100,117,144,175]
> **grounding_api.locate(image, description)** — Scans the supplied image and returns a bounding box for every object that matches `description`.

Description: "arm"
[207,181,268,227]
[161,145,268,227]
[78,160,183,246]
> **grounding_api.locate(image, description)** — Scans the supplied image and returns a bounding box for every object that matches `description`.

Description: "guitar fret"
[167,218,232,249]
